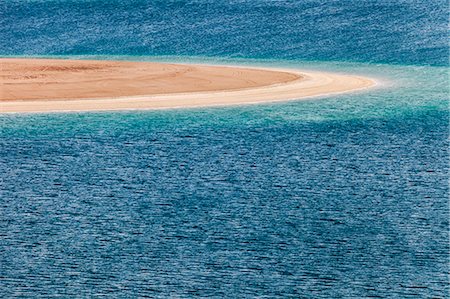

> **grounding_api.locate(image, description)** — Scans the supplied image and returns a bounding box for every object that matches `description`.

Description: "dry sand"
[1,58,375,113]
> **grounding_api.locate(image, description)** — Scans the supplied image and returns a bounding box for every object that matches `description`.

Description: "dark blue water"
[1,0,449,298]
[1,107,448,297]
[1,0,448,66]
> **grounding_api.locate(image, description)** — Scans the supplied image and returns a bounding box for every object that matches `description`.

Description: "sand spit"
[1,58,375,113]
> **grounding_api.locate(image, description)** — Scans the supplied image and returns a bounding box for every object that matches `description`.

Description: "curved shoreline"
[1,58,375,113]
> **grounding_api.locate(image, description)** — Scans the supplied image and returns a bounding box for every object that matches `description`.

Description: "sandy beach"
[1,58,375,113]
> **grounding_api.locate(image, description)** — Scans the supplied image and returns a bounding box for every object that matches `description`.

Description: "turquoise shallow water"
[1,0,449,297]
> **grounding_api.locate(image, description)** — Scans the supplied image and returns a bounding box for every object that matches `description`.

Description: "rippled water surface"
[1,0,449,298]
[1,0,448,66]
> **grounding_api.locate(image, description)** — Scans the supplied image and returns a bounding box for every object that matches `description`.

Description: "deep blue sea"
[1,0,449,298]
